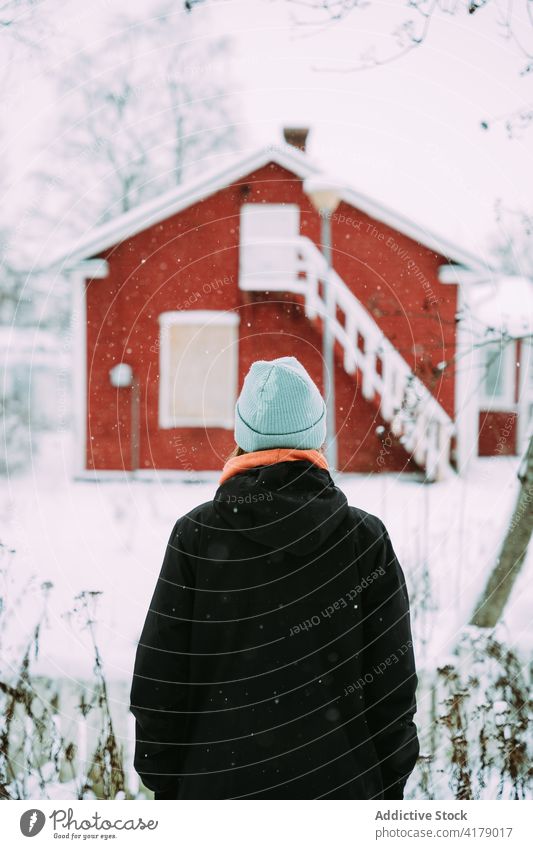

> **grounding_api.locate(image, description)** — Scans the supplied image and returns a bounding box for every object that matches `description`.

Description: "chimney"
[283,127,309,152]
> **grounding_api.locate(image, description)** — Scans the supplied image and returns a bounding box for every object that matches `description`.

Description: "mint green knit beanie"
[234,356,326,452]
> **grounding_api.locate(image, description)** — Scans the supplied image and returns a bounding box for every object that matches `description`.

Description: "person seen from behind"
[130,355,419,799]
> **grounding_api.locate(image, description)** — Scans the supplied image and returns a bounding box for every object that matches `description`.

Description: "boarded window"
[159,311,239,428]
[240,203,300,290]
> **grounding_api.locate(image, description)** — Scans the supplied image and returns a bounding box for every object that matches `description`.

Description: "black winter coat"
[130,460,419,800]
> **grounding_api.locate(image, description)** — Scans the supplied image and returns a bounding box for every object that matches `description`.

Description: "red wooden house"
[52,130,533,479]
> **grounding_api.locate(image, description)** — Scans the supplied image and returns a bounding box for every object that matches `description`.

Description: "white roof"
[467,275,533,337]
[43,143,490,273]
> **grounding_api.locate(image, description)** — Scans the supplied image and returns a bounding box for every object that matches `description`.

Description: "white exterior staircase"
[239,235,455,480]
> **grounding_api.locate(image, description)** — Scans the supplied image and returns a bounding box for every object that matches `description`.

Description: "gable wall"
[85,162,456,472]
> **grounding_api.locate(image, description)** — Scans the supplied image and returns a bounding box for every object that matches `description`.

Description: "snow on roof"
[467,275,533,338]
[42,142,490,274]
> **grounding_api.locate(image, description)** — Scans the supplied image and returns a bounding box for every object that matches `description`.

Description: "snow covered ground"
[2,431,531,687]
[1,429,531,800]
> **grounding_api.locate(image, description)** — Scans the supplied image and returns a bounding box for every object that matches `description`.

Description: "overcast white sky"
[3,0,533,263]
[220,0,533,260]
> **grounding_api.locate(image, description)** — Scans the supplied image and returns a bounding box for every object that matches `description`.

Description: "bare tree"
[189,0,533,134]
[0,0,47,48]
[30,0,238,238]
[0,0,53,260]
[470,432,533,627]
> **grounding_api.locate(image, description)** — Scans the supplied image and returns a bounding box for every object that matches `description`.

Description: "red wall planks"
[85,162,456,472]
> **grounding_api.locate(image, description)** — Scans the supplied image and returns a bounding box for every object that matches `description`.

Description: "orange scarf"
[219,448,328,484]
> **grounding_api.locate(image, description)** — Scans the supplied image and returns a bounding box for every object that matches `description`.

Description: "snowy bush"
[0,570,132,800]
[410,628,532,800]
[1,534,530,799]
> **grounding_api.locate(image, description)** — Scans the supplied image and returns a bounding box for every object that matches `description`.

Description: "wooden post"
[131,376,140,473]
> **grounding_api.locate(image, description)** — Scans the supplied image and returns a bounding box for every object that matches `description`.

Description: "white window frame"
[479,338,516,411]
[517,337,533,451]
[158,310,239,429]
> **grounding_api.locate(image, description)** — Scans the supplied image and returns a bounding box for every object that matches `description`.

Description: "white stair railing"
[239,235,454,480]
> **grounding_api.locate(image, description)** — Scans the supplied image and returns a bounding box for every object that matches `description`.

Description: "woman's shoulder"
[167,500,221,547]
[346,504,388,540]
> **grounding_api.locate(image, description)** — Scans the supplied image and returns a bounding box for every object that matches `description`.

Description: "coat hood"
[213,460,348,556]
